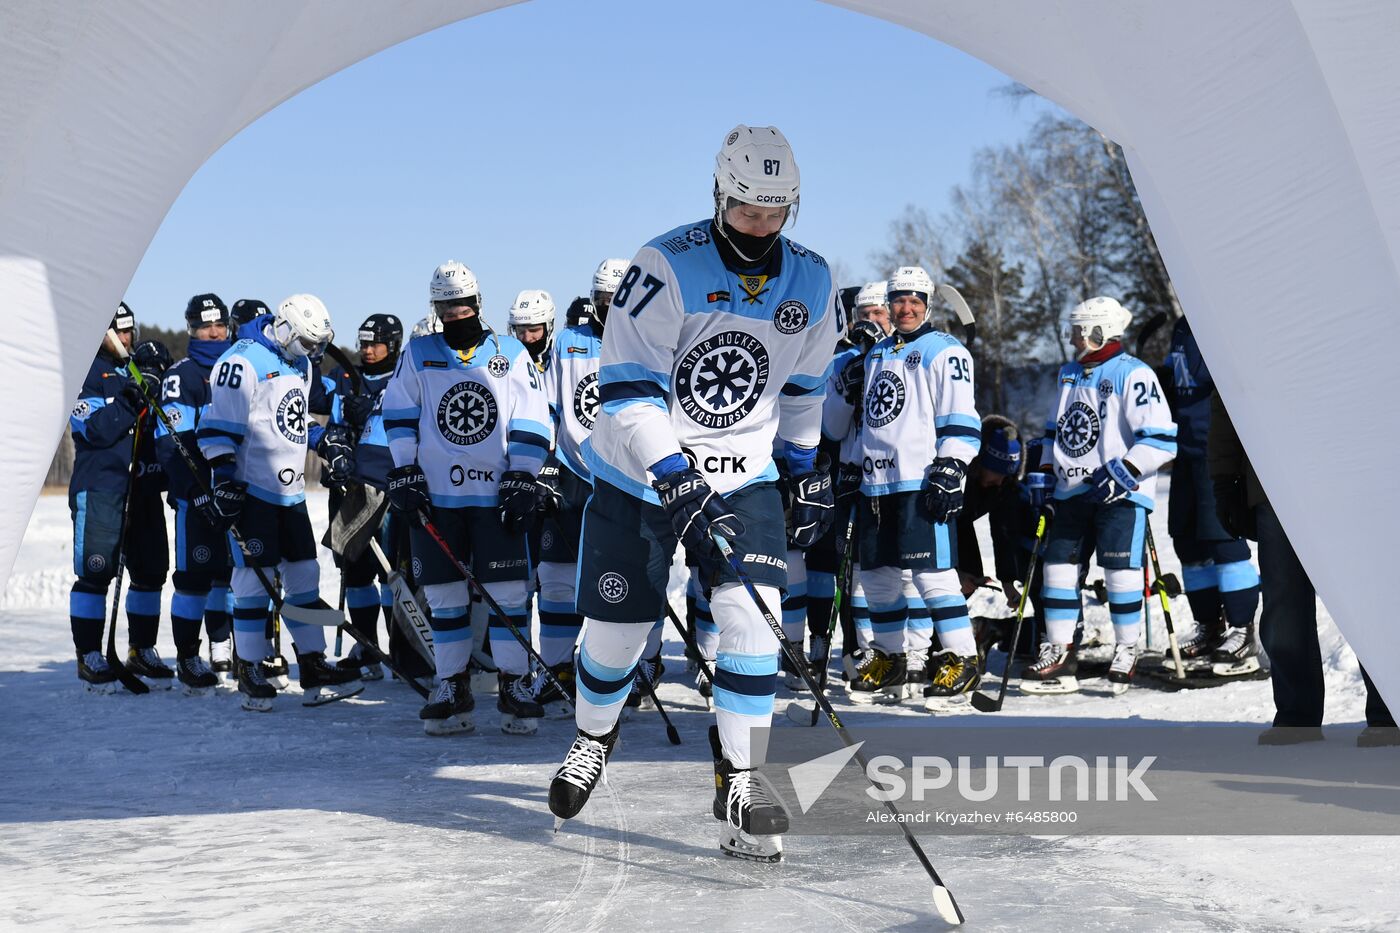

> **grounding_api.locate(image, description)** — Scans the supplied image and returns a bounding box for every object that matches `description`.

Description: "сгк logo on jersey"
[1056,400,1101,458]
[676,331,770,430]
[437,381,498,446]
[864,371,906,427]
[573,371,599,430]
[275,388,308,443]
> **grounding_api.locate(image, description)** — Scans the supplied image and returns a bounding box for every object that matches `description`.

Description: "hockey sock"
[860,565,907,655]
[1105,567,1144,645]
[807,569,835,643]
[576,620,647,734]
[1217,559,1261,628]
[205,584,231,643]
[231,590,272,663]
[171,589,206,653]
[125,584,162,649]
[281,560,325,654]
[904,579,935,658]
[1182,561,1223,629]
[346,584,381,646]
[538,560,583,667]
[488,610,530,675]
[69,579,107,654]
[710,582,780,769]
[644,617,663,658]
[781,582,808,646]
[1042,562,1082,645]
[913,569,973,657]
[695,590,719,661]
[427,604,471,680]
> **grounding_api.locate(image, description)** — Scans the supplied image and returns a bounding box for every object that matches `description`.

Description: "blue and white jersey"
[345,367,395,490]
[585,220,839,503]
[821,344,865,468]
[548,321,603,481]
[1042,348,1177,509]
[69,353,141,494]
[859,324,981,496]
[381,329,551,508]
[156,338,228,501]
[197,325,324,506]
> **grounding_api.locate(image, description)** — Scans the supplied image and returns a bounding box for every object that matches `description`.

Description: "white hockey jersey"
[1041,349,1177,509]
[197,335,318,505]
[859,325,981,496]
[381,330,552,508]
[585,220,840,503]
[548,321,603,481]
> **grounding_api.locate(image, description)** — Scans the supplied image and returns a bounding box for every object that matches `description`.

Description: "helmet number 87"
[763,159,781,175]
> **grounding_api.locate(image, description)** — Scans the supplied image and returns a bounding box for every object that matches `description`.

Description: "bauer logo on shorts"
[904,351,922,371]
[675,331,770,430]
[773,299,809,335]
[437,381,498,446]
[864,371,906,427]
[86,553,106,573]
[598,572,629,604]
[487,355,510,378]
[573,371,599,430]
[275,388,308,443]
[193,545,211,564]
[1057,400,1101,458]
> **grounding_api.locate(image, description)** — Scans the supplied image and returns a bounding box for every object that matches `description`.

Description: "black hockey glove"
[132,339,173,387]
[1212,475,1256,540]
[1086,457,1139,506]
[498,470,539,534]
[341,393,375,430]
[316,424,356,485]
[788,455,835,549]
[386,463,430,516]
[835,462,863,501]
[653,467,745,558]
[919,457,967,524]
[197,459,245,531]
[535,460,563,515]
[833,354,866,406]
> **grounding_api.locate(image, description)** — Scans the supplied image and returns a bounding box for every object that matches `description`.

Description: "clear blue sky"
[125,0,1060,337]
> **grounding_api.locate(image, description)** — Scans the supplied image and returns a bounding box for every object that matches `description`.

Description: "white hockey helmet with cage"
[272,293,334,358]
[1068,296,1132,358]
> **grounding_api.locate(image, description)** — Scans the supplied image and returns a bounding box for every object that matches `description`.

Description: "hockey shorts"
[857,490,957,572]
[409,504,530,587]
[575,478,788,624]
[172,496,232,579]
[539,465,591,565]
[230,497,318,569]
[70,487,168,586]
[1043,495,1146,570]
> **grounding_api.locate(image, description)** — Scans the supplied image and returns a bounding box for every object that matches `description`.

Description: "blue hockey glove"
[498,470,538,534]
[386,463,430,515]
[341,393,375,430]
[919,457,967,524]
[788,455,835,549]
[1086,457,1139,505]
[833,355,866,405]
[316,424,356,485]
[1025,471,1055,512]
[652,464,745,558]
[535,460,563,515]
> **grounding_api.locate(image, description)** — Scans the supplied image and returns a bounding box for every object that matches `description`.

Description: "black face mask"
[360,352,396,376]
[718,219,780,265]
[442,314,483,350]
[522,337,547,361]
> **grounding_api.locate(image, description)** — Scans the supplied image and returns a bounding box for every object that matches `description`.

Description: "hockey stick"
[100,403,151,695]
[786,508,856,727]
[664,603,714,686]
[935,282,977,346]
[711,532,965,926]
[116,341,344,629]
[1145,526,1186,679]
[415,510,574,713]
[365,536,436,667]
[970,506,1052,713]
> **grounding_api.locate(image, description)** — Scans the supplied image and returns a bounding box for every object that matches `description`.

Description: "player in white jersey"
[549,125,837,863]
[1021,296,1177,694]
[849,267,983,707]
[508,289,555,374]
[196,295,365,711]
[532,260,628,718]
[381,262,553,735]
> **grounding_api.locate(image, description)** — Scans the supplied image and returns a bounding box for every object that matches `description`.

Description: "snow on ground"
[1,487,1395,931]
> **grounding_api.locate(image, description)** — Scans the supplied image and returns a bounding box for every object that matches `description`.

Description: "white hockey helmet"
[1067,296,1132,358]
[854,280,888,311]
[428,260,481,310]
[271,293,334,358]
[592,258,629,300]
[886,266,936,332]
[509,289,556,343]
[714,124,800,215]
[411,312,442,337]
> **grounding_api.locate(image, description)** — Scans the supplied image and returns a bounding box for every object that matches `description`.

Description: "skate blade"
[302,681,365,707]
[923,693,973,713]
[1106,679,1132,696]
[423,713,476,736]
[359,665,384,682]
[872,689,904,705]
[181,684,216,698]
[83,680,119,696]
[499,714,540,736]
[267,675,289,691]
[1211,658,1261,677]
[847,691,879,706]
[241,695,274,712]
[542,701,574,720]
[140,675,175,691]
[1019,676,1080,696]
[720,826,783,863]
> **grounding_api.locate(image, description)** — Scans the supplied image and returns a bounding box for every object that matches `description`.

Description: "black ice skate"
[297,651,364,707]
[1211,622,1261,676]
[259,654,290,690]
[535,662,576,720]
[77,650,119,695]
[419,671,475,736]
[622,654,663,719]
[549,722,622,828]
[336,643,383,682]
[126,646,175,690]
[497,672,543,735]
[696,668,714,710]
[903,652,929,702]
[175,642,219,696]
[1106,643,1138,695]
[710,726,788,862]
[1170,614,1225,671]
[208,638,233,678]
[236,658,277,712]
[846,648,904,705]
[923,652,980,711]
[1019,642,1079,695]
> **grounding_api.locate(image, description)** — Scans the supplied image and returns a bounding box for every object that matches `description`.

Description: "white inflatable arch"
[3,1,1396,707]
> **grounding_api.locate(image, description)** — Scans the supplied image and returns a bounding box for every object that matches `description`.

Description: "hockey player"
[508,289,556,373]
[534,260,628,718]
[853,280,892,336]
[853,267,982,709]
[230,299,269,339]
[381,262,551,735]
[1163,314,1261,675]
[1021,296,1177,694]
[196,295,364,711]
[67,304,174,691]
[157,293,235,692]
[549,125,837,862]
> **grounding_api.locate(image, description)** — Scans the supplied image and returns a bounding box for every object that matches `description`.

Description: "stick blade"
[279,603,347,628]
[968,690,1000,713]
[933,884,965,925]
[784,700,819,727]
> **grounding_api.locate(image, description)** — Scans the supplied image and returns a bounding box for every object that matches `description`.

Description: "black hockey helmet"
[230,298,270,332]
[184,293,229,330]
[111,301,137,334]
[358,313,403,357]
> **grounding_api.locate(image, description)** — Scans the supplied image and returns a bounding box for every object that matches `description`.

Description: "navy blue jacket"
[156,339,229,501]
[1164,316,1214,459]
[69,352,151,494]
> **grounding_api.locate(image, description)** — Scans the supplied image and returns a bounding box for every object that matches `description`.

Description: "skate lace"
[1029,642,1063,672]
[82,650,110,673]
[557,734,607,790]
[727,770,778,830]
[931,656,966,688]
[182,655,214,677]
[136,647,165,666]
[431,678,458,705]
[856,652,892,685]
[1110,644,1137,673]
[1218,627,1249,653]
[508,676,535,703]
[244,661,270,686]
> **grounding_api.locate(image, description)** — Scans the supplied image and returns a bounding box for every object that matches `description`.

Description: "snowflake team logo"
[573,371,599,430]
[541,529,554,552]
[904,351,922,371]
[71,400,90,420]
[864,371,906,427]
[412,558,423,579]
[437,381,498,446]
[86,554,106,573]
[773,300,809,335]
[675,330,770,430]
[193,545,211,564]
[167,406,183,427]
[686,226,710,246]
[598,572,629,604]
[275,388,308,444]
[486,355,510,378]
[787,240,808,258]
[245,538,265,557]
[1057,400,1101,458]
[1098,379,1114,400]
